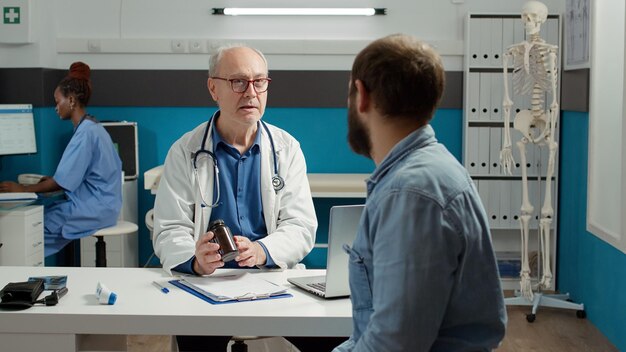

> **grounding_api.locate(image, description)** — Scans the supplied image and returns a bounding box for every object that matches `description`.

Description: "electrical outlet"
[171,39,186,53]
[207,40,225,54]
[188,39,205,53]
[87,39,101,52]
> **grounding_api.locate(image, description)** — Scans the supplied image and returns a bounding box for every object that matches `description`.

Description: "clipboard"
[169,277,292,305]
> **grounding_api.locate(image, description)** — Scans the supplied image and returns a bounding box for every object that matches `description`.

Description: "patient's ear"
[354,80,370,113]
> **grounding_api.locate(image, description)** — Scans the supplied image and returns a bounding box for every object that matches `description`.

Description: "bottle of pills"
[208,219,239,262]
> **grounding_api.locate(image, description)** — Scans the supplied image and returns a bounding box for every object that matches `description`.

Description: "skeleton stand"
[499,0,585,322]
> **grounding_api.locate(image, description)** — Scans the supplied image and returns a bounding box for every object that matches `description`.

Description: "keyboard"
[307,282,326,291]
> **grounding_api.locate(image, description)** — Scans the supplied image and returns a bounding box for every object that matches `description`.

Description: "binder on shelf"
[490,72,503,121]
[528,179,540,230]
[466,127,479,174]
[488,180,501,228]
[527,142,537,177]
[469,17,482,67]
[502,18,515,54]
[479,72,491,121]
[489,128,502,176]
[467,72,480,121]
[510,134,522,176]
[513,16,525,44]
[477,180,489,214]
[490,18,503,67]
[499,180,512,229]
[511,180,522,228]
[479,18,492,67]
[170,272,291,304]
[478,127,491,175]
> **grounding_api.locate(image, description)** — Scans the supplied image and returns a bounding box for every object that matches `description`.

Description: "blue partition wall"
[558,111,626,351]
[5,106,625,349]
[0,106,462,269]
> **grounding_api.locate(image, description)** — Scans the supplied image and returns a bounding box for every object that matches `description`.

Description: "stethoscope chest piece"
[272,175,285,192]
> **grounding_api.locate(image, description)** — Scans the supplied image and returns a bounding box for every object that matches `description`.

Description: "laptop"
[288,204,364,298]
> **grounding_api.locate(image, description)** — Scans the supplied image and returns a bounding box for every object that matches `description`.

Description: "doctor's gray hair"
[208,43,269,77]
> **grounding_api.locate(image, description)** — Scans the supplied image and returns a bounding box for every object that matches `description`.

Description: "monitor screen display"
[0,104,37,156]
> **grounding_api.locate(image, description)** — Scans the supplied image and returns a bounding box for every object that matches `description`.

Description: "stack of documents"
[171,272,290,304]
[0,192,37,209]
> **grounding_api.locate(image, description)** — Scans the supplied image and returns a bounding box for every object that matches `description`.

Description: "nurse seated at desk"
[0,62,122,258]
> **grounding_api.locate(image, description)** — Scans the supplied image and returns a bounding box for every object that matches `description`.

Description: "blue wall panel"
[558,111,626,351]
[0,107,462,269]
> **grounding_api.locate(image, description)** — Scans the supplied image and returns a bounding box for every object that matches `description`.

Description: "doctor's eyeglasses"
[211,77,271,93]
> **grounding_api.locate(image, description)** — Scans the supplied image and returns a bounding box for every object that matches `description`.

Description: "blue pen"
[152,281,170,294]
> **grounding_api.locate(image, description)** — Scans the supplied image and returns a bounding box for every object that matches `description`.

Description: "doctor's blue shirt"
[175,121,275,274]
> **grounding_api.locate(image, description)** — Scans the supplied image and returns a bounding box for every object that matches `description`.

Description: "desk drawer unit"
[0,205,44,266]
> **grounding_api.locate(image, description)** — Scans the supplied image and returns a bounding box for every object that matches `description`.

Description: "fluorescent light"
[212,8,386,16]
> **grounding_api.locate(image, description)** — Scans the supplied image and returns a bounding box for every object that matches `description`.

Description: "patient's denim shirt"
[333,125,506,352]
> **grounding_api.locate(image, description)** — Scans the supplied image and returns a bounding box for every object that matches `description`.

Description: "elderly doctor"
[153,44,316,278]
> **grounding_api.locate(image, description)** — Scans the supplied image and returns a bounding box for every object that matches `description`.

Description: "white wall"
[0,0,564,71]
[587,1,626,254]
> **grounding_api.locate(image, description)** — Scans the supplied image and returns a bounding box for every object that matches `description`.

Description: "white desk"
[0,267,352,351]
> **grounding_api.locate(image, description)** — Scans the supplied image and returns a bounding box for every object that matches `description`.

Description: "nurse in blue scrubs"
[0,62,122,257]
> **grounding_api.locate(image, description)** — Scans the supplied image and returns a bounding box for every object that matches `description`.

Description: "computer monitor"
[0,104,37,156]
[101,121,138,180]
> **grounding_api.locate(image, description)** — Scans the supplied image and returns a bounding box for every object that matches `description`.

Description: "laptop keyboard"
[307,282,326,291]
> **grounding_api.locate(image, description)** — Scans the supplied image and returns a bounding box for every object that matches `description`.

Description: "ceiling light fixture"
[212,8,386,16]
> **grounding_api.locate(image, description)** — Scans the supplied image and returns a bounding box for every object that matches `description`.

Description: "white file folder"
[488,180,501,228]
[510,133,522,176]
[528,178,539,230]
[479,72,491,121]
[491,72,503,121]
[489,128,502,176]
[491,18,503,67]
[514,17,525,43]
[511,180,522,229]
[466,127,479,174]
[469,17,482,67]
[467,72,480,121]
[479,18,492,66]
[477,180,490,222]
[478,127,491,175]
[502,18,515,54]
[499,180,512,229]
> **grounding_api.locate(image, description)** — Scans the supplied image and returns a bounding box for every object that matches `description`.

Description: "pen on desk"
[152,281,170,294]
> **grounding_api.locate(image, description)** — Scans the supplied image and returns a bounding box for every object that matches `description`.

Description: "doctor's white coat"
[153,119,317,274]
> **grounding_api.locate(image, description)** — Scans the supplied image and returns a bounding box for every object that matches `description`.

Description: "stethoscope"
[192,111,285,208]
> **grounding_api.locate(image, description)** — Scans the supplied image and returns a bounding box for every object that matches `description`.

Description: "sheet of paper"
[0,192,37,209]
[181,272,287,301]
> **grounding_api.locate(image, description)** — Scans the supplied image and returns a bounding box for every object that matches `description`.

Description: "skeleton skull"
[522,1,548,35]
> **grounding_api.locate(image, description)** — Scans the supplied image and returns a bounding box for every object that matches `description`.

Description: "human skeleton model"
[500,1,558,301]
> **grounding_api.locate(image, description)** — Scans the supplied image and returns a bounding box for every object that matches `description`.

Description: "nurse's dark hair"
[57,62,92,106]
[350,34,445,123]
